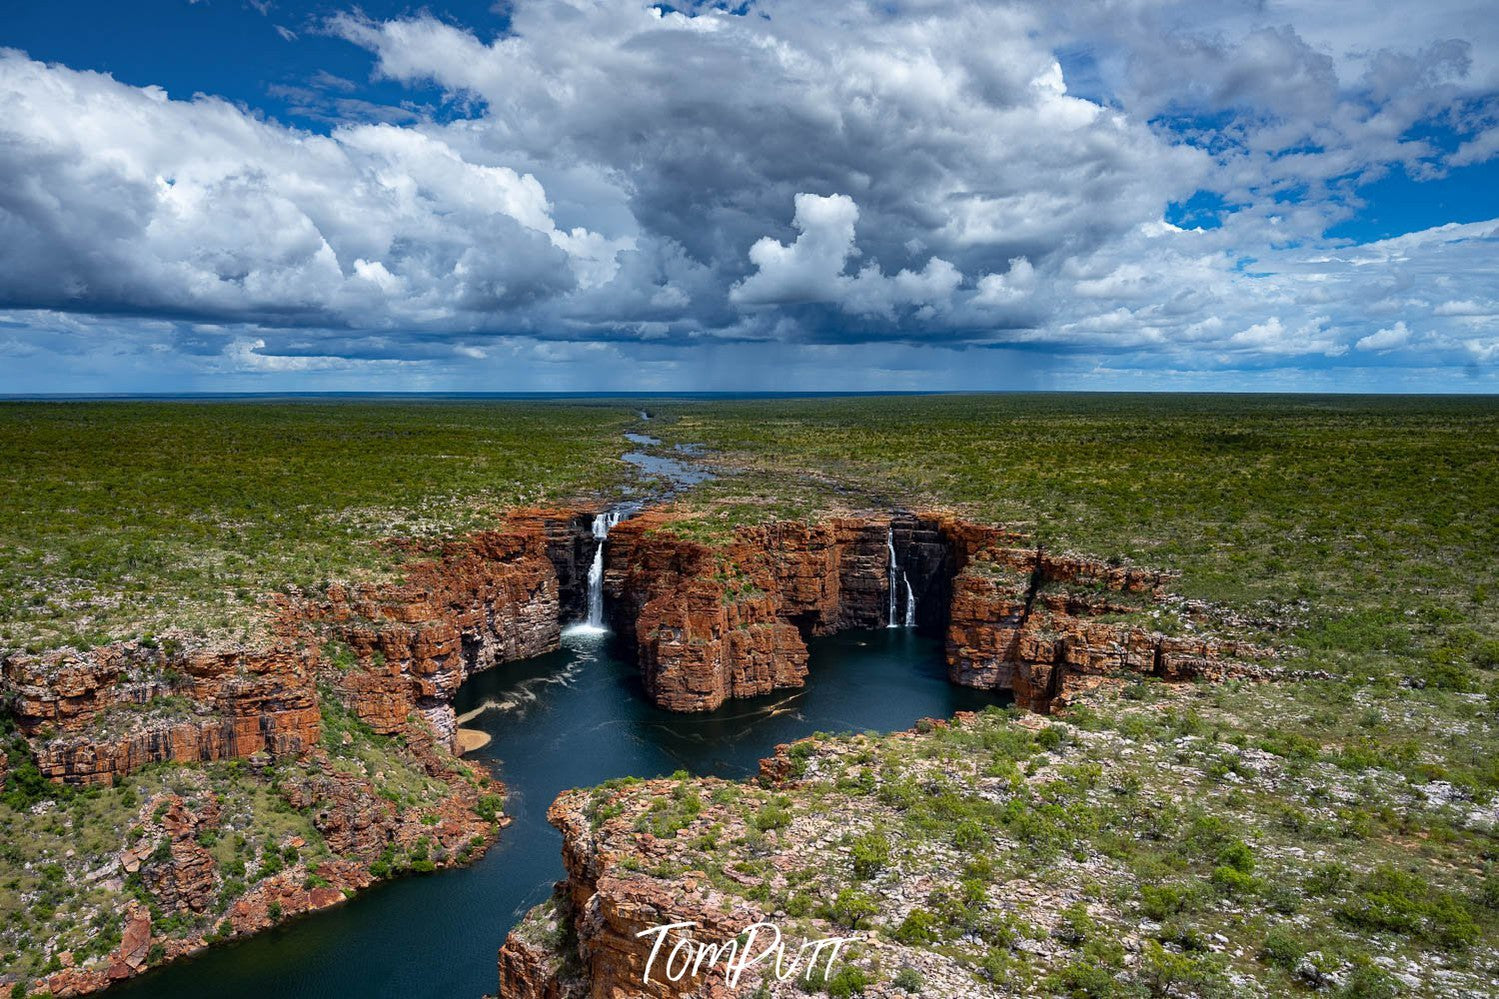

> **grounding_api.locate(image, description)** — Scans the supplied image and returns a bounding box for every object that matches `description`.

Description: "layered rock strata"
[2,641,321,786]
[600,510,1255,715]
[946,545,1265,712]
[305,509,580,750]
[1,507,598,787]
[499,783,773,999]
[2,507,592,995]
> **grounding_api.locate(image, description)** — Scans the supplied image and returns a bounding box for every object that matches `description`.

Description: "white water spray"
[903,572,917,628]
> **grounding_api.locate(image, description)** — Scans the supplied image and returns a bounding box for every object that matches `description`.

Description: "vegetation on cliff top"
[0,399,633,652]
[561,698,1499,997]
[646,394,1498,688]
[0,694,497,990]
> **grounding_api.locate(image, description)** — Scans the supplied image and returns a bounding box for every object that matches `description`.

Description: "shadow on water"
[114,628,1007,999]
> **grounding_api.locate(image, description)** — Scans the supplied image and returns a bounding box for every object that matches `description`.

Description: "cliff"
[600,510,1257,715]
[1,506,595,996]
[2,641,321,786]
[946,545,1266,712]
[1,500,1263,995]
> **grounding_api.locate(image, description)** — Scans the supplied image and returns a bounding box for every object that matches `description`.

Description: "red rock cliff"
[600,509,1256,717]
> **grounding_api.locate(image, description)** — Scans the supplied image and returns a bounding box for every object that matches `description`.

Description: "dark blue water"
[114,628,1004,998]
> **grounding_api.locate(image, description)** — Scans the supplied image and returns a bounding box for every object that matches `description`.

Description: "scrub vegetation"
[0,399,632,651]
[2,393,1497,996]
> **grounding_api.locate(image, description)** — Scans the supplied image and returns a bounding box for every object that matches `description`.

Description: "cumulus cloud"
[731,194,862,307]
[0,0,1496,388]
[1357,321,1415,351]
[730,193,962,318]
[0,51,625,330]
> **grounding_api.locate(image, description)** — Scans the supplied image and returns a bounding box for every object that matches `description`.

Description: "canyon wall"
[946,545,1264,712]
[1,502,1254,787]
[2,641,321,786]
[1,508,598,788]
[597,509,1248,716]
[498,782,770,999]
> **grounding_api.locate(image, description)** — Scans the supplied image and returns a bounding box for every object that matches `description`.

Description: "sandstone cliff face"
[307,510,577,751]
[602,512,811,712]
[595,508,1249,718]
[4,499,1264,997]
[1,508,593,785]
[945,545,1264,712]
[499,784,771,999]
[2,641,321,786]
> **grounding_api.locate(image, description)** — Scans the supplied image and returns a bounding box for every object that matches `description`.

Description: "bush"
[1048,960,1122,998]
[1140,883,1196,920]
[1210,865,1260,896]
[474,794,503,823]
[1217,840,1254,873]
[752,803,792,832]
[892,966,924,992]
[1339,961,1399,999]
[1336,866,1480,949]
[826,888,878,929]
[822,966,869,998]
[849,830,889,878]
[1258,925,1306,970]
[953,818,988,851]
[890,908,939,945]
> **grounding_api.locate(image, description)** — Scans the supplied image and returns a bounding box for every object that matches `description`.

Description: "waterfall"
[575,510,622,635]
[886,527,898,628]
[887,524,916,629]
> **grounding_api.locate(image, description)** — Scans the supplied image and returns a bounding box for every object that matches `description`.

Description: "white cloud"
[1356,321,1414,351]
[730,194,861,307]
[0,0,1495,385]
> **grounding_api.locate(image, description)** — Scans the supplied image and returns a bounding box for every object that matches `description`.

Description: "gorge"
[3,485,1261,997]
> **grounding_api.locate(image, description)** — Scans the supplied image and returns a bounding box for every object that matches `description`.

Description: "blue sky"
[1,0,1497,392]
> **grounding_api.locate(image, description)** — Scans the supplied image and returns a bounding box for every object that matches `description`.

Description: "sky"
[1,0,1497,393]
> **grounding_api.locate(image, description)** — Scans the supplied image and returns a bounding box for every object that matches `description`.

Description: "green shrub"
[892,966,924,992]
[890,908,939,945]
[1258,925,1306,970]
[826,889,878,929]
[849,830,889,878]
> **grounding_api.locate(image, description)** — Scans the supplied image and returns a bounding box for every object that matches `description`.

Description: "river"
[113,627,1005,998]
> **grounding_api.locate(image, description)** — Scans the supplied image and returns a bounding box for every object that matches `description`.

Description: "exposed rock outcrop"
[946,545,1265,712]
[499,784,773,998]
[599,509,1252,715]
[2,641,321,786]
[5,508,575,996]
[306,509,580,750]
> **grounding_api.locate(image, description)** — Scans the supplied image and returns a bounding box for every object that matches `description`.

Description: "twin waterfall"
[886,526,917,629]
[574,510,623,635]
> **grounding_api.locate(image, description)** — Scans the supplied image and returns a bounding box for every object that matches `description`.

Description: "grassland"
[0,399,635,652]
[646,394,1499,685]
[2,393,1497,996]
